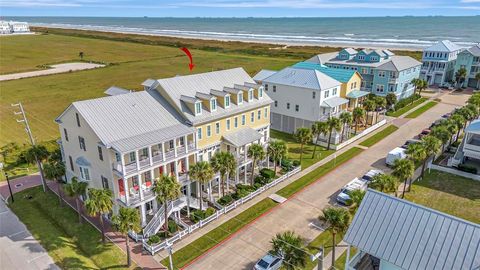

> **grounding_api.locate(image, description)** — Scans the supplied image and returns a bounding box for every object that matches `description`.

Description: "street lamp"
[0,162,14,203]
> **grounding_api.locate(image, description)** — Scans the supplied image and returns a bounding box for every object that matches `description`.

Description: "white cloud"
[461,0,480,2]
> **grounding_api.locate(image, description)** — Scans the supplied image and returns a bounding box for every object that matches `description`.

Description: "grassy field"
[386,97,427,117]
[9,186,135,269]
[270,130,335,169]
[359,125,399,147]
[405,169,480,224]
[405,101,438,118]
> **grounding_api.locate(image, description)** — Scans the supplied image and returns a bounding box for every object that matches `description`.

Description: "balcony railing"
[164,149,175,160]
[177,145,186,155]
[152,152,163,164]
[118,186,155,206]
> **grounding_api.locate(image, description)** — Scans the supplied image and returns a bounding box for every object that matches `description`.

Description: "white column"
[345,244,351,270]
[120,154,129,205]
[184,135,189,153]
[123,176,129,205]
[138,173,144,201]
[120,153,126,175]
[244,165,247,184]
[185,157,190,216]
[148,146,153,166]
[140,203,147,227]
[135,150,140,171]
[174,138,178,158]
[174,160,179,180]
[162,164,167,176]
[162,142,166,162]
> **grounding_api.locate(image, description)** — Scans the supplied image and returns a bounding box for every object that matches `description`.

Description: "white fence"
[143,166,301,255]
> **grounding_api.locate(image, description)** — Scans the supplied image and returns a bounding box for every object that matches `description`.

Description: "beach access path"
[0,62,104,81]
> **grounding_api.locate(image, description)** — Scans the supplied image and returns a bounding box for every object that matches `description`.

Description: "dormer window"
[195,102,202,115]
[225,95,230,108]
[238,93,243,104]
[259,87,263,98]
[210,99,217,112]
[357,55,365,61]
[371,56,378,61]
[248,89,254,101]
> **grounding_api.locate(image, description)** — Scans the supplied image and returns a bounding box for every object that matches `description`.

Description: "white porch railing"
[143,201,174,238]
[143,166,302,255]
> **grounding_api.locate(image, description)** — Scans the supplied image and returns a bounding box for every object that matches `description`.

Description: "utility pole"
[317,246,324,270]
[12,102,46,192]
[0,162,14,203]
[166,243,174,270]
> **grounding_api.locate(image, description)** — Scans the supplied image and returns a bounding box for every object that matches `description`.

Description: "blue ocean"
[5,16,480,49]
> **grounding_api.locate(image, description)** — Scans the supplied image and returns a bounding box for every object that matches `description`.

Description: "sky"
[1,0,480,17]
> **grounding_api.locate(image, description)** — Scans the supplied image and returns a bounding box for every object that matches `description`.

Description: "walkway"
[183,91,468,270]
[0,62,105,81]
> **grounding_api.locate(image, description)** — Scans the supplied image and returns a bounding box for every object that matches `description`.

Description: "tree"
[268,140,288,174]
[352,107,365,134]
[450,113,465,143]
[85,188,113,243]
[457,106,476,129]
[348,189,365,213]
[412,78,428,95]
[446,119,459,147]
[247,143,266,186]
[43,161,66,205]
[210,151,236,196]
[374,96,386,124]
[431,125,451,153]
[386,93,397,111]
[339,112,353,143]
[370,173,398,197]
[112,207,140,268]
[326,117,342,150]
[405,143,426,186]
[270,231,306,270]
[454,67,467,88]
[318,207,350,266]
[189,161,214,210]
[421,135,442,177]
[79,51,84,60]
[311,121,328,158]
[468,93,480,108]
[23,144,50,193]
[152,175,181,232]
[363,99,376,126]
[392,158,414,198]
[294,127,312,165]
[64,177,88,223]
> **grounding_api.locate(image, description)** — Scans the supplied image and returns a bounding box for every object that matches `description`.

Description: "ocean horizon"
[4,16,480,50]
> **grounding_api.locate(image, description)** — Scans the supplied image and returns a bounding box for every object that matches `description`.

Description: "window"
[98,146,103,161]
[259,87,263,98]
[274,101,278,107]
[169,140,174,149]
[295,105,299,112]
[225,96,231,108]
[358,55,365,60]
[64,128,69,141]
[324,90,330,99]
[226,119,231,130]
[210,99,217,111]
[378,71,386,77]
[242,114,246,125]
[287,103,290,109]
[333,88,337,95]
[322,108,326,115]
[78,136,86,151]
[80,167,90,181]
[257,110,261,120]
[265,84,269,91]
[238,93,243,104]
[361,68,368,74]
[264,108,268,118]
[197,128,202,140]
[101,176,109,189]
[195,102,202,115]
[215,122,220,134]
[234,117,238,128]
[376,84,385,92]
[371,56,378,61]
[251,112,255,123]
[273,85,276,92]
[389,85,395,92]
[312,92,316,99]
[248,89,254,101]
[69,156,74,171]
[75,113,81,127]
[206,125,211,137]
[129,152,136,162]
[115,152,121,162]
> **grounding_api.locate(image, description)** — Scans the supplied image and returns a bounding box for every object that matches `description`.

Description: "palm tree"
[210,151,236,197]
[392,158,414,198]
[270,231,306,270]
[189,161,214,210]
[79,51,84,60]
[386,93,397,111]
[457,106,476,129]
[454,67,467,88]
[23,144,50,192]
[352,107,365,134]
[247,143,266,186]
[64,177,88,223]
[339,112,353,143]
[85,188,113,243]
[363,99,376,126]
[326,117,342,150]
[431,125,451,153]
[370,173,398,197]
[348,189,365,213]
[445,119,459,147]
[421,135,442,177]
[468,93,480,108]
[311,122,328,158]
[43,161,66,205]
[405,142,426,186]
[294,127,312,165]
[318,207,350,266]
[450,113,465,143]
[268,140,288,174]
[374,96,386,124]
[152,175,181,232]
[412,78,428,96]
[112,207,141,267]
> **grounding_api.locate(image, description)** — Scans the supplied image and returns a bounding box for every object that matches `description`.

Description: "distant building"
[454,44,480,89]
[0,21,30,34]
[344,189,480,270]
[0,21,10,34]
[420,40,463,86]
[307,48,421,99]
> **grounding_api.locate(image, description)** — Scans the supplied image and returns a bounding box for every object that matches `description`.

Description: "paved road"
[0,199,59,270]
[0,62,104,81]
[184,91,469,270]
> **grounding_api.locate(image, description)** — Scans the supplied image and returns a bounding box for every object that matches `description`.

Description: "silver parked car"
[253,254,283,270]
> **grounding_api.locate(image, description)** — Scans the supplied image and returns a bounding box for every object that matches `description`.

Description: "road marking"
[8,230,27,238]
[308,222,325,231]
[27,253,48,263]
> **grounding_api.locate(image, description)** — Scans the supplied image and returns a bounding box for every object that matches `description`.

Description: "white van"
[336,178,368,205]
[386,147,407,166]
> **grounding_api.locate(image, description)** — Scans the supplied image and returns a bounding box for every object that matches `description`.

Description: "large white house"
[0,21,30,34]
[420,40,464,86]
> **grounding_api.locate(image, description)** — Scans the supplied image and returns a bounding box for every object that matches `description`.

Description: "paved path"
[0,174,43,202]
[0,62,104,81]
[0,198,59,270]
[183,91,468,270]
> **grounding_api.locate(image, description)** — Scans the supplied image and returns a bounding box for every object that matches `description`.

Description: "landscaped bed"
[358,125,399,147]
[404,101,438,118]
[386,96,427,117]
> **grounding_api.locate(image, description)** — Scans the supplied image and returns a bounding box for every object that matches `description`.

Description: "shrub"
[281,159,294,172]
[392,94,421,111]
[233,184,255,199]
[168,220,178,233]
[217,194,234,206]
[205,207,216,217]
[147,234,161,245]
[458,164,477,174]
[253,182,262,190]
[260,168,275,180]
[292,160,301,167]
[189,209,203,223]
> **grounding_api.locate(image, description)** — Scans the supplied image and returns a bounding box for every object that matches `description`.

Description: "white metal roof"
[262,67,341,91]
[253,69,277,82]
[465,119,480,134]
[104,86,130,96]
[377,56,422,72]
[425,40,463,53]
[320,96,349,108]
[222,127,263,147]
[465,44,480,57]
[344,189,480,270]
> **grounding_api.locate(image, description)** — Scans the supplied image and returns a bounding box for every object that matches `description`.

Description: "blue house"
[306,48,422,99]
[421,40,464,87]
[454,44,480,89]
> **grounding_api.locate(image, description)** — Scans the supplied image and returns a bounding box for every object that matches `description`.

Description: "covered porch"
[346,89,370,109]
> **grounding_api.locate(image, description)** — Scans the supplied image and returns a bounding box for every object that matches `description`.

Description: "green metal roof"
[346,90,370,99]
[292,62,356,83]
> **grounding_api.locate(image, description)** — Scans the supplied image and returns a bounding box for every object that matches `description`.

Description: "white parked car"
[361,169,384,182]
[386,147,407,166]
[336,178,368,205]
[253,254,283,270]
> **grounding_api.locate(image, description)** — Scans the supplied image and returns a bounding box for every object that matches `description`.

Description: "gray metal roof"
[141,78,158,88]
[320,96,349,108]
[253,69,277,82]
[425,40,463,52]
[344,189,480,270]
[305,52,337,65]
[465,44,480,57]
[262,67,341,91]
[344,48,358,54]
[317,52,421,71]
[377,56,422,72]
[104,86,130,96]
[222,127,262,147]
[63,90,193,153]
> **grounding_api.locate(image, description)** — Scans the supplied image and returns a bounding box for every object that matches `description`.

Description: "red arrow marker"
[180,47,195,71]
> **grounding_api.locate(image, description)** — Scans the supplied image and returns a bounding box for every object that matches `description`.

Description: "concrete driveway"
[0,199,59,270]
[0,62,104,81]
[184,91,468,270]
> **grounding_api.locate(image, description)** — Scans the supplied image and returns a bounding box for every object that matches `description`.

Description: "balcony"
[152,152,163,164]
[388,78,397,84]
[118,180,155,206]
[164,149,175,160]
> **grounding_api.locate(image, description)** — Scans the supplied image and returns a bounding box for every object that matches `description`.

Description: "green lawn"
[358,125,399,147]
[333,247,357,270]
[8,186,135,269]
[405,169,480,224]
[386,97,427,117]
[303,230,345,270]
[270,130,335,169]
[405,101,438,118]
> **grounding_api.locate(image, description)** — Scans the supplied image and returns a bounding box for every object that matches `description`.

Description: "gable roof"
[344,189,480,270]
[425,40,463,52]
[292,62,358,83]
[262,67,341,90]
[253,69,277,82]
[464,44,480,57]
[341,48,358,55]
[305,52,337,65]
[377,56,422,71]
[104,86,130,96]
